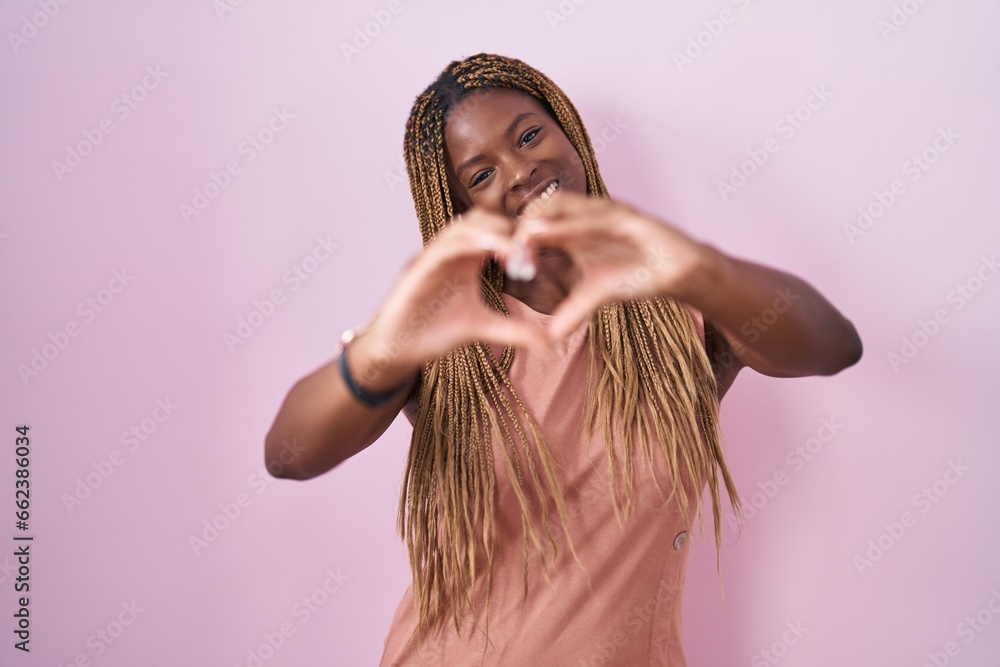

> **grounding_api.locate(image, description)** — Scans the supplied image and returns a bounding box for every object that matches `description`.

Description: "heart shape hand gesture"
[495,189,707,340]
[360,191,707,386]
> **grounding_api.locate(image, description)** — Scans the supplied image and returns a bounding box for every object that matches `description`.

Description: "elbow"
[263,429,311,480]
[818,320,864,376]
[844,331,864,368]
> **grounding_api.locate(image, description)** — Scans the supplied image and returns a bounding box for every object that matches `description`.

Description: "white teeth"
[520,181,559,217]
[539,181,559,202]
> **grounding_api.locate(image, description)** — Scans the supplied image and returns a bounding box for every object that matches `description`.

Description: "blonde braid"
[398,53,744,652]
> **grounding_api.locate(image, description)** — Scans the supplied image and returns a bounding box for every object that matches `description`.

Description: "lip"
[514,178,559,218]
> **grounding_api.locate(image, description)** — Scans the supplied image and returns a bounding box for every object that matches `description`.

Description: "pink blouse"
[381,292,707,666]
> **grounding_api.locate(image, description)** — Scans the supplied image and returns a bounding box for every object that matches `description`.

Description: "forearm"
[673,243,863,377]
[264,331,420,479]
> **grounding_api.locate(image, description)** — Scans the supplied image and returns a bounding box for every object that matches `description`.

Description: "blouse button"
[673,531,688,550]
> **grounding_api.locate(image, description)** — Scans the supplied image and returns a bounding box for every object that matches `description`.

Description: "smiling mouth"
[517,179,559,218]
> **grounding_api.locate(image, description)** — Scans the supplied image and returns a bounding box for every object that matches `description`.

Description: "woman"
[264,53,862,666]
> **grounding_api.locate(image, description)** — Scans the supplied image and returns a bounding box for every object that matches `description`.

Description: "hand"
[358,209,552,386]
[510,190,707,340]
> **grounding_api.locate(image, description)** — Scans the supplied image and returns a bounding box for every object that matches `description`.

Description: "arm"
[264,330,420,481]
[677,243,863,378]
[509,190,863,379]
[265,207,550,480]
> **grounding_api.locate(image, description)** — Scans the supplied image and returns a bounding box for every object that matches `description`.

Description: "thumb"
[476,316,556,352]
[545,281,610,341]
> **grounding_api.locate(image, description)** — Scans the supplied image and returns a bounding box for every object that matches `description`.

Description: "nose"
[506,154,537,192]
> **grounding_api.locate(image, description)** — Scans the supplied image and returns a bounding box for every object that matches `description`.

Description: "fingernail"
[476,235,500,251]
[505,241,536,281]
[520,218,547,235]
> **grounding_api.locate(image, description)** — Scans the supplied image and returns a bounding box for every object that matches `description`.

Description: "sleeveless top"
[380,292,707,667]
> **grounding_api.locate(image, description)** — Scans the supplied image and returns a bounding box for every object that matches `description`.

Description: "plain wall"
[2,0,999,665]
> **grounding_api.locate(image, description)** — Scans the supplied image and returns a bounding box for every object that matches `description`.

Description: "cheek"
[547,132,587,189]
[559,147,588,192]
[467,189,506,215]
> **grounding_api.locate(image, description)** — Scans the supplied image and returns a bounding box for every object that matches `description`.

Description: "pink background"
[3,1,999,665]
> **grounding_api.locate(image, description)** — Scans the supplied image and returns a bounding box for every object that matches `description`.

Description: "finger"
[459,207,517,235]
[513,194,614,244]
[530,189,611,221]
[544,280,613,341]
[503,236,537,282]
[430,229,515,268]
[515,214,615,250]
[473,232,515,257]
[477,316,555,352]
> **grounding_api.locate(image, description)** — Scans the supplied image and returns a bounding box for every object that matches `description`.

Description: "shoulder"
[402,373,421,427]
[681,302,705,346]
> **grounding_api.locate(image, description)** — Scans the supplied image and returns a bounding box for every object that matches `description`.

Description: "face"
[443,88,588,219]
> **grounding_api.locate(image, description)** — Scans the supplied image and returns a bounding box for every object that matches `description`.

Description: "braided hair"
[398,52,744,649]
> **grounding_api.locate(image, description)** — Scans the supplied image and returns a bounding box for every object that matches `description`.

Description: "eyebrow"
[455,112,539,179]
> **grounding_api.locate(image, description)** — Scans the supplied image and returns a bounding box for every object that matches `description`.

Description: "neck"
[501,248,578,315]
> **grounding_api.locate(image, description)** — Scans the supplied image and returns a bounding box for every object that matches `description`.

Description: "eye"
[520,127,541,146]
[468,128,542,189]
[470,169,493,187]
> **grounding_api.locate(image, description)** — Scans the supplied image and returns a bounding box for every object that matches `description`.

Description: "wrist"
[340,325,421,395]
[668,241,732,306]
